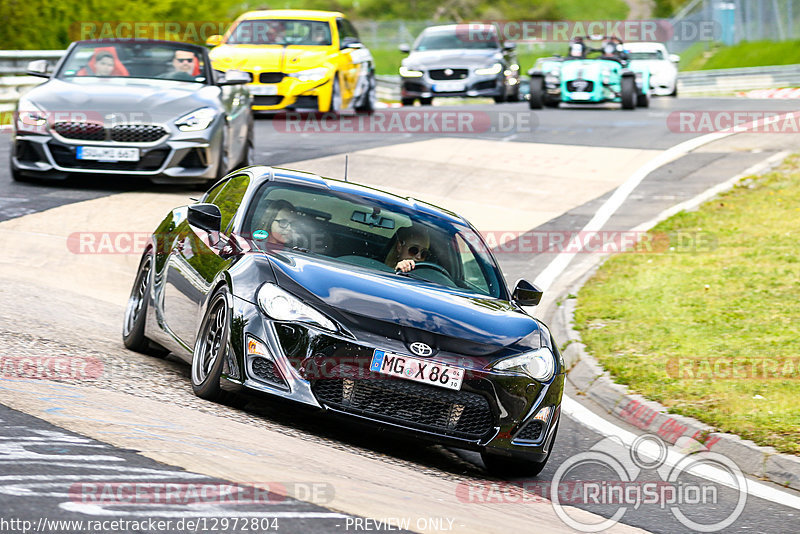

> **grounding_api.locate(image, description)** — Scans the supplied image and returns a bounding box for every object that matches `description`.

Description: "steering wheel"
[410,262,451,277]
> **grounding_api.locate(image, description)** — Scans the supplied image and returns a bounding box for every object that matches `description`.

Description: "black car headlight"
[257,283,337,332]
[489,347,555,382]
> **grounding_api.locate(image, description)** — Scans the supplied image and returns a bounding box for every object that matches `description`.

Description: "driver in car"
[385,225,431,273]
[164,49,198,80]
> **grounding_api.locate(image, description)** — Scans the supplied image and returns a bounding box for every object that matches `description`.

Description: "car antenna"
[344,154,349,182]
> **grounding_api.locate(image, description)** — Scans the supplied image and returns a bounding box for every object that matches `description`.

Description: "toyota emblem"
[409,342,433,357]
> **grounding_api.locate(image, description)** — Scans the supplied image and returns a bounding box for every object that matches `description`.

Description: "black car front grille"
[514,420,544,442]
[566,80,594,92]
[312,375,494,440]
[48,143,169,171]
[429,69,468,80]
[259,72,285,84]
[251,357,288,388]
[53,121,105,141]
[252,96,283,106]
[110,124,167,143]
[53,122,166,143]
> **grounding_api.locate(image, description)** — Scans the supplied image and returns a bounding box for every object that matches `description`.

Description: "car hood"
[210,45,331,72]
[267,252,537,351]
[25,78,222,123]
[405,49,503,69]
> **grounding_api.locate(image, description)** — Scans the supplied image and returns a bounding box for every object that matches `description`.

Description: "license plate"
[370,349,464,391]
[570,92,591,100]
[248,84,278,96]
[433,81,465,92]
[76,146,139,162]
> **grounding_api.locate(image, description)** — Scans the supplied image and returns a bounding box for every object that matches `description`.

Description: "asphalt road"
[2,96,799,533]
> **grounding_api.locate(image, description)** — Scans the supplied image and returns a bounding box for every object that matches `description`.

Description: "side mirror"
[503,42,517,51]
[340,37,362,50]
[217,69,251,85]
[398,44,410,54]
[188,203,222,232]
[206,35,223,47]
[669,54,680,63]
[26,59,51,78]
[512,279,543,306]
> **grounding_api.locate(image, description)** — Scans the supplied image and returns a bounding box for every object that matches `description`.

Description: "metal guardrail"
[677,64,800,95]
[0,51,63,114]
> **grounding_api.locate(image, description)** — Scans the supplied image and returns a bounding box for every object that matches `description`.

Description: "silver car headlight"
[257,283,337,332]
[288,67,329,82]
[16,96,48,128]
[489,347,555,382]
[475,63,502,76]
[175,107,217,132]
[399,66,423,78]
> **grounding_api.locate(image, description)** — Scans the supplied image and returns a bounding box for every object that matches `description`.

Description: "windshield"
[243,181,505,299]
[414,28,500,51]
[627,51,665,60]
[58,42,208,83]
[227,19,332,46]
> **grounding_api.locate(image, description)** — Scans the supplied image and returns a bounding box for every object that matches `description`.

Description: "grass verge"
[680,40,800,71]
[574,155,800,455]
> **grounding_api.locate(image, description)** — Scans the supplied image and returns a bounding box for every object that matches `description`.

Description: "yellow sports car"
[207,10,376,113]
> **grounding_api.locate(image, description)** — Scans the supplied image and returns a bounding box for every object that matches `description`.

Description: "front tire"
[620,76,636,110]
[191,288,232,401]
[355,73,377,114]
[401,97,415,106]
[481,423,559,477]
[238,114,255,167]
[123,252,168,357]
[636,90,650,108]
[419,96,433,106]
[528,76,544,109]
[327,74,342,114]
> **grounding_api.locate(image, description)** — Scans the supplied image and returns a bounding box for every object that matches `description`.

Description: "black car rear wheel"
[481,422,559,477]
[123,252,168,357]
[191,288,231,401]
[401,97,415,106]
[419,97,433,106]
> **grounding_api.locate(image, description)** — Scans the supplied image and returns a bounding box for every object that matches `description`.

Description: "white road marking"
[535,115,800,508]
[562,396,800,510]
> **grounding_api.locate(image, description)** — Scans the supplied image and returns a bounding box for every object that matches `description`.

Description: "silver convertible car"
[11,39,253,185]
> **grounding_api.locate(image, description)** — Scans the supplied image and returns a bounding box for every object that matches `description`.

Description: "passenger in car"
[77,47,129,76]
[257,199,299,247]
[385,224,431,273]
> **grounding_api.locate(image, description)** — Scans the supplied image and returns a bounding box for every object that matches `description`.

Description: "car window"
[337,18,360,42]
[228,19,332,46]
[627,51,665,60]
[209,174,250,232]
[414,28,499,51]
[242,182,505,298]
[58,42,208,83]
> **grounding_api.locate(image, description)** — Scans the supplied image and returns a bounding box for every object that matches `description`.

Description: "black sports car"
[123,166,563,475]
